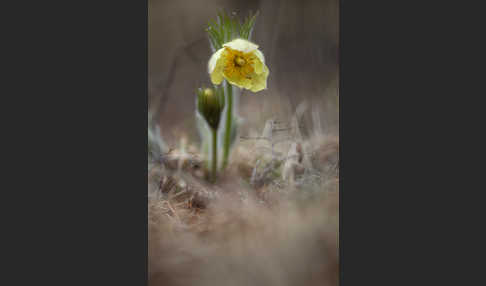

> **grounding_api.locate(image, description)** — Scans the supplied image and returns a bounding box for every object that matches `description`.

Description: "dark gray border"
[3,0,148,284]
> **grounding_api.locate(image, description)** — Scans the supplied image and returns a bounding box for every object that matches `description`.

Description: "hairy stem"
[211,127,218,182]
[222,82,233,168]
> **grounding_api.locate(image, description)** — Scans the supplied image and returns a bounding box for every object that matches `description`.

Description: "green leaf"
[206,10,260,51]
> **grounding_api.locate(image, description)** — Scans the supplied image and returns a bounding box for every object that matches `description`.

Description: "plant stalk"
[211,127,218,182]
[222,82,233,168]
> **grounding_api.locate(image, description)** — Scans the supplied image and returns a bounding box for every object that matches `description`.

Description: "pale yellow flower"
[208,38,269,92]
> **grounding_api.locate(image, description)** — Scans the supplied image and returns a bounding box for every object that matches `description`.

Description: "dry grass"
[148,96,339,286]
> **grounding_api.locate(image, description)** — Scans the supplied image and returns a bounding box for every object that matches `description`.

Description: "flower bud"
[197,87,225,130]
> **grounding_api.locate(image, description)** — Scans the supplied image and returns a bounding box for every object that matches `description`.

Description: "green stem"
[211,128,218,182]
[222,82,233,168]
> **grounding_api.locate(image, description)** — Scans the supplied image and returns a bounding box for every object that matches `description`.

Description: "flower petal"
[208,47,224,74]
[224,70,252,90]
[209,48,226,85]
[249,64,269,92]
[252,50,265,74]
[254,49,265,64]
[223,38,258,53]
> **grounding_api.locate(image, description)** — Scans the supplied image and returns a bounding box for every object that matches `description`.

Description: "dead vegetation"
[148,97,339,286]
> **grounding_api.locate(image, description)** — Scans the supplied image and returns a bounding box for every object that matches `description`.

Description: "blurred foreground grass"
[148,91,339,286]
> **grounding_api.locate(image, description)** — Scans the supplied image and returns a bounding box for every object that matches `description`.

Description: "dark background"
[149,0,339,145]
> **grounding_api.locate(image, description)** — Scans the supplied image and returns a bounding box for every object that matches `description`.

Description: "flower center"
[234,56,246,67]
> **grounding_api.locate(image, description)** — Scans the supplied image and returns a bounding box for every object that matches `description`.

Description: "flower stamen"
[235,56,246,67]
